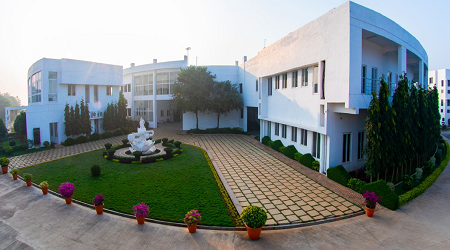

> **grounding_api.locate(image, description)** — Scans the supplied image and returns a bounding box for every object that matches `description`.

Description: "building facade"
[25,58,122,146]
[428,69,450,126]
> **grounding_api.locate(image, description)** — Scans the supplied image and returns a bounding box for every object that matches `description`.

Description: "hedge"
[271,140,284,152]
[113,130,122,136]
[299,153,315,168]
[362,180,399,210]
[261,136,271,146]
[89,133,101,141]
[399,141,450,207]
[294,152,303,161]
[101,132,113,139]
[64,138,76,146]
[283,145,298,160]
[327,165,351,186]
[75,136,87,144]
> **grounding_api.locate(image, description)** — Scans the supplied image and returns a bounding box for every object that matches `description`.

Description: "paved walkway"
[2,137,450,249]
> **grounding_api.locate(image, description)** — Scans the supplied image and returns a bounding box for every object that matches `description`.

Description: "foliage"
[58,182,75,197]
[101,132,113,139]
[154,139,161,144]
[5,146,12,155]
[299,153,315,168]
[23,173,33,181]
[92,194,104,206]
[162,138,168,143]
[362,190,382,209]
[113,130,122,136]
[64,138,75,146]
[387,182,395,191]
[279,146,286,153]
[75,136,87,144]
[13,111,27,137]
[132,202,149,217]
[10,169,19,175]
[435,150,442,165]
[43,141,50,147]
[402,175,413,190]
[39,181,49,188]
[240,206,268,229]
[104,143,112,150]
[347,178,367,194]
[415,168,423,181]
[423,161,433,175]
[133,151,142,161]
[184,210,202,225]
[0,119,6,141]
[0,93,21,120]
[282,145,298,160]
[91,164,101,177]
[261,136,271,146]
[210,81,243,128]
[362,180,399,210]
[0,157,10,166]
[327,165,351,186]
[8,138,16,146]
[312,161,320,171]
[89,133,101,141]
[164,147,173,156]
[294,152,303,162]
[174,141,182,148]
[270,140,284,152]
[122,139,129,145]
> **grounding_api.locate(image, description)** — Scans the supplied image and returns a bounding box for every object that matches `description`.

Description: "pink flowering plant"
[362,190,382,209]
[92,194,104,206]
[58,182,75,198]
[184,210,202,225]
[132,203,149,217]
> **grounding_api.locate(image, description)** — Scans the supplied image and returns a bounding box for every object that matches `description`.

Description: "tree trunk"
[217,113,220,129]
[370,175,373,183]
[377,174,380,181]
[195,111,199,130]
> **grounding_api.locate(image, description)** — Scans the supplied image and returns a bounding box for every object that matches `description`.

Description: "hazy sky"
[1,0,449,105]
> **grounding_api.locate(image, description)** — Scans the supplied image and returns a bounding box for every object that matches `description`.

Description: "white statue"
[128,118,156,155]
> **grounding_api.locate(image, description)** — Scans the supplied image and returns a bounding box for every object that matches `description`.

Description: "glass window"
[291,127,297,142]
[343,133,351,163]
[170,72,178,83]
[48,72,57,102]
[282,124,287,138]
[301,129,307,146]
[268,77,273,96]
[256,79,258,91]
[85,85,90,103]
[68,84,76,96]
[312,132,320,159]
[30,71,42,102]
[275,123,279,136]
[134,74,153,96]
[106,86,113,96]
[302,69,308,86]
[94,85,98,103]
[134,100,153,122]
[292,71,298,87]
[282,74,287,89]
[429,77,433,84]
[358,131,365,160]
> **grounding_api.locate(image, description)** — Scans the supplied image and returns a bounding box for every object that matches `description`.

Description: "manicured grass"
[20,145,235,227]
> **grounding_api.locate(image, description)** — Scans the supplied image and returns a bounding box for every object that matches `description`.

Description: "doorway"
[33,128,41,146]
[247,107,260,136]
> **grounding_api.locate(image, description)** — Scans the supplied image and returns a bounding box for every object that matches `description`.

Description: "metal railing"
[361,78,396,96]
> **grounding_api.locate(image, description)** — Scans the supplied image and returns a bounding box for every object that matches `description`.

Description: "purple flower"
[92,194,104,206]
[362,191,382,209]
[184,210,202,225]
[132,203,149,217]
[58,182,75,198]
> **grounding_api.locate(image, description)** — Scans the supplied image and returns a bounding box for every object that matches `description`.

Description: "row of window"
[343,131,365,163]
[361,66,398,95]
[68,85,113,100]
[429,78,450,87]
[133,72,179,96]
[271,122,320,159]
[267,67,323,97]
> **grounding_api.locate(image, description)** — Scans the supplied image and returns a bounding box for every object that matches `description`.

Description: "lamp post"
[186,47,191,66]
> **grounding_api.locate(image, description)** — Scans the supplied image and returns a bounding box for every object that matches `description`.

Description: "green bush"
[162,138,168,143]
[240,206,267,229]
[122,139,129,145]
[436,149,443,164]
[347,178,367,193]
[89,133,101,141]
[133,151,143,161]
[167,139,174,144]
[174,141,182,148]
[402,174,413,191]
[64,138,75,146]
[23,173,33,181]
[43,141,50,148]
[107,149,116,160]
[270,140,284,152]
[255,136,260,141]
[5,146,12,155]
[423,161,433,175]
[154,139,161,144]
[75,136,87,144]
[362,180,399,210]
[294,152,303,162]
[164,147,173,156]
[104,143,112,150]
[113,130,122,136]
[312,161,320,171]
[91,164,101,177]
[283,145,298,160]
[267,141,273,148]
[279,146,286,153]
[101,132,113,139]
[327,165,351,186]
[9,140,16,146]
[299,153,315,168]
[261,136,271,146]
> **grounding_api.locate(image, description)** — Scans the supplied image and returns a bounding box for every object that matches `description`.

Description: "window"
[442,80,444,87]
[106,86,113,96]
[160,110,164,117]
[371,68,378,94]
[312,132,320,159]
[313,67,319,93]
[29,71,42,103]
[239,83,243,94]
[441,99,444,106]
[134,100,153,122]
[156,72,170,95]
[135,74,153,96]
[282,74,287,88]
[447,100,449,106]
[167,110,171,116]
[85,85,90,103]
[127,84,131,92]
[275,123,280,136]
[68,84,76,96]
[281,124,287,138]
[321,60,326,99]
[268,77,273,96]
[301,129,307,146]
[387,72,392,93]
[441,109,444,113]
[275,75,280,89]
[448,90,450,94]
[49,122,58,137]
[256,80,258,91]
[448,80,450,87]
[430,77,433,84]
[48,72,57,102]
[357,131,365,160]
[94,85,98,103]
[291,127,297,142]
[302,69,308,86]
[361,65,367,94]
[267,121,271,136]
[343,133,351,163]
[292,71,298,87]
[447,110,449,114]
[127,108,131,116]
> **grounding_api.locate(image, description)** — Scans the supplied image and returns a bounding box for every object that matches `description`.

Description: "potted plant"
[184,210,202,233]
[132,202,149,225]
[59,182,75,204]
[23,173,33,186]
[39,181,49,195]
[9,169,19,180]
[362,190,382,217]
[1,157,9,174]
[240,206,268,240]
[93,194,105,215]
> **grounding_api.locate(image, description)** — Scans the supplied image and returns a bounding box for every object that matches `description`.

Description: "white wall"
[183,110,240,130]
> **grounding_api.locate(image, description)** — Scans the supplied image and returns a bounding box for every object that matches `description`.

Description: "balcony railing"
[361,78,396,96]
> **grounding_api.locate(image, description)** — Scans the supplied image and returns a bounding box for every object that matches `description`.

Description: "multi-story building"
[428,69,450,126]
[22,58,122,146]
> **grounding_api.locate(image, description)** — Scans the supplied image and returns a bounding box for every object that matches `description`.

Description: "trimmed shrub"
[174,141,181,148]
[9,140,16,146]
[402,174,413,191]
[121,127,131,135]
[162,138,168,143]
[154,139,161,144]
[122,139,129,145]
[261,136,271,146]
[327,165,351,186]
[299,153,315,168]
[107,149,116,160]
[75,136,87,144]
[167,139,174,144]
[104,143,112,150]
[279,146,286,153]
[101,132,113,139]
[270,140,284,152]
[347,178,366,193]
[423,161,433,175]
[113,130,122,136]
[362,180,399,210]
[294,152,303,162]
[133,151,143,161]
[43,141,50,148]
[64,138,76,146]
[311,161,320,171]
[164,147,173,156]
[91,164,101,177]
[5,147,12,155]
[283,145,298,160]
[255,136,260,141]
[89,133,101,141]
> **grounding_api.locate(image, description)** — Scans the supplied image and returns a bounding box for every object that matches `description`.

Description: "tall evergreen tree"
[80,99,86,135]
[118,91,128,130]
[74,102,81,136]
[0,119,7,140]
[427,86,440,153]
[408,84,419,174]
[84,102,92,135]
[70,106,75,137]
[64,103,72,137]
[365,92,382,182]
[13,111,26,137]
[417,86,429,166]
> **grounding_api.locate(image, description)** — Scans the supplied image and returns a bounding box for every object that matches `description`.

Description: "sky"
[0,0,449,106]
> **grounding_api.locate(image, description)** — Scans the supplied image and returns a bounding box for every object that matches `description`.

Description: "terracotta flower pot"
[42,187,48,195]
[12,174,17,180]
[136,216,145,225]
[1,166,7,174]
[187,223,197,233]
[245,224,263,240]
[365,206,375,217]
[65,197,72,205]
[26,180,32,187]
[95,204,104,215]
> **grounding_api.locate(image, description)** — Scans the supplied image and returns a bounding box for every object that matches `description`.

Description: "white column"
[243,106,248,132]
[418,59,424,88]
[398,45,407,76]
[153,71,157,128]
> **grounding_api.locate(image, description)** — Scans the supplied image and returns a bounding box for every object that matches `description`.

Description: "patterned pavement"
[8,123,363,226]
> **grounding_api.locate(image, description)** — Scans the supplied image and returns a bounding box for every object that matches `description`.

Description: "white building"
[23,58,122,146]
[428,69,450,126]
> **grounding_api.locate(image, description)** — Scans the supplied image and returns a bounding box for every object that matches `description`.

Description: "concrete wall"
[182,110,240,130]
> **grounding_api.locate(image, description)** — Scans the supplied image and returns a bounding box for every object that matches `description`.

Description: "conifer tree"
[69,105,75,137]
[84,102,92,135]
[64,103,72,137]
[74,102,81,136]
[408,85,419,174]
[365,92,381,182]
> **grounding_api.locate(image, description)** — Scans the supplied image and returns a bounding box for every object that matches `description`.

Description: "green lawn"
[20,145,235,226]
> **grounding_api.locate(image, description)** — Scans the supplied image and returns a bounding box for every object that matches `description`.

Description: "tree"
[118,91,128,130]
[84,102,92,135]
[0,93,21,120]
[64,103,71,137]
[0,119,6,140]
[13,111,26,137]
[74,102,81,136]
[408,84,419,174]
[365,92,381,182]
[210,81,243,128]
[427,86,440,155]
[70,105,75,137]
[172,66,215,129]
